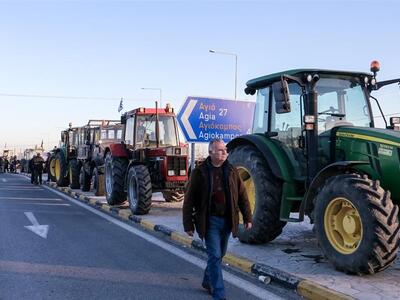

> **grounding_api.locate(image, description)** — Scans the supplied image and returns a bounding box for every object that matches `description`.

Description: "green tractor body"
[228,64,400,274]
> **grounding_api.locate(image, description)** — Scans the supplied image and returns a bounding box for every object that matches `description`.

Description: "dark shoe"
[201,282,212,295]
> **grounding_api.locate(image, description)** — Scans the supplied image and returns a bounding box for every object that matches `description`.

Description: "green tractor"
[227,61,400,274]
[50,123,79,187]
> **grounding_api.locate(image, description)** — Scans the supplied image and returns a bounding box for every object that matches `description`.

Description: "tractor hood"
[335,126,400,148]
[333,126,400,203]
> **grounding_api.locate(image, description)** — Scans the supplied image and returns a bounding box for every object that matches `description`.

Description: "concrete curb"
[30,176,352,300]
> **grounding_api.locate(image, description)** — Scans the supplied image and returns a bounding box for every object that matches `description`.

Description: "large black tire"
[162,191,184,202]
[127,165,152,215]
[105,152,128,205]
[69,159,80,189]
[80,166,91,192]
[91,167,105,196]
[55,152,69,187]
[314,173,400,275]
[228,145,286,243]
[49,156,57,182]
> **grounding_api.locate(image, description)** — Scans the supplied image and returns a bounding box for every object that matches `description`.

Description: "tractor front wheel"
[55,152,69,187]
[127,165,152,215]
[315,173,400,274]
[69,159,80,189]
[228,145,286,244]
[92,167,105,196]
[49,156,57,182]
[105,152,127,205]
[80,166,91,192]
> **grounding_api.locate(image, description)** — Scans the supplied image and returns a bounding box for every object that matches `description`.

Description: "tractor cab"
[250,70,375,179]
[122,105,181,149]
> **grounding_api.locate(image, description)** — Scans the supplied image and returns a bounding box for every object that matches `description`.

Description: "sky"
[0,0,399,154]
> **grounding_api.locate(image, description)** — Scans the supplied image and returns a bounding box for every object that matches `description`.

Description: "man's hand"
[186,231,194,237]
[244,223,252,230]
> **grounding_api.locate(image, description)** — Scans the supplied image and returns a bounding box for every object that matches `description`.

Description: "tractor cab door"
[254,84,306,179]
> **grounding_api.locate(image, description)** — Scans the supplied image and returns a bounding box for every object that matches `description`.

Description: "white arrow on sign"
[180,99,197,140]
[24,212,49,239]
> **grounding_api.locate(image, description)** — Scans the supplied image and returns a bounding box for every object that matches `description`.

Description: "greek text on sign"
[177,96,255,142]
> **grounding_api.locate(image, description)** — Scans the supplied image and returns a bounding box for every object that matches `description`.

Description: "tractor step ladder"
[280,196,304,222]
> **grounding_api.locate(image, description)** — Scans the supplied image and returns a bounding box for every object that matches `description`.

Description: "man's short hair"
[208,138,224,152]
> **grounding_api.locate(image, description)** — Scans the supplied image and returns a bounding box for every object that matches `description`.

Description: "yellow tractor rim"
[324,197,363,255]
[50,159,56,177]
[237,167,255,224]
[55,159,61,180]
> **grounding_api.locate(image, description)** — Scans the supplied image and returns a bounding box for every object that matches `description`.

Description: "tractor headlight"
[179,170,186,176]
[168,170,175,176]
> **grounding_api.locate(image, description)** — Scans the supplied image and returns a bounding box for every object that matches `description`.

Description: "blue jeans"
[203,216,231,300]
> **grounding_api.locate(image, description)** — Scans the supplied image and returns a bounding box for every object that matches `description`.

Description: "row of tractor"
[48,105,188,215]
[44,61,400,276]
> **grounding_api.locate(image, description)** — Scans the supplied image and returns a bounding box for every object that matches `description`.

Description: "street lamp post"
[141,87,162,107]
[209,49,238,100]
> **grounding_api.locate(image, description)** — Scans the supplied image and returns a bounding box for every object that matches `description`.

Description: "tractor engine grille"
[167,156,186,176]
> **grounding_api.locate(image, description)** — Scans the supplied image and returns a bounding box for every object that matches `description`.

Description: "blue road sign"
[177,96,255,143]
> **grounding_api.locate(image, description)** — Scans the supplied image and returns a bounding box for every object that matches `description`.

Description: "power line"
[0,93,120,101]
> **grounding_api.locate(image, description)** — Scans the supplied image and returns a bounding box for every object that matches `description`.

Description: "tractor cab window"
[125,117,135,146]
[93,129,100,144]
[135,115,178,148]
[101,130,107,140]
[316,77,371,132]
[253,87,269,133]
[108,130,115,140]
[117,129,123,140]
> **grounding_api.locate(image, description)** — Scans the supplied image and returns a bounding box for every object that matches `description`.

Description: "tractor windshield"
[136,115,179,147]
[316,76,372,132]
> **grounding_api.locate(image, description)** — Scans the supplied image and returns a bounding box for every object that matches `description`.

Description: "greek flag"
[118,98,123,112]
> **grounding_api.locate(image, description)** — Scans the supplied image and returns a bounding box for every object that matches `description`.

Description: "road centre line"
[9,203,71,206]
[43,185,280,300]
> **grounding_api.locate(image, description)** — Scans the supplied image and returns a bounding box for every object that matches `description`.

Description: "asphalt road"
[0,173,291,300]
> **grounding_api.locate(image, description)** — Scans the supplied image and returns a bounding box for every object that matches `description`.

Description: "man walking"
[32,153,45,185]
[183,139,252,300]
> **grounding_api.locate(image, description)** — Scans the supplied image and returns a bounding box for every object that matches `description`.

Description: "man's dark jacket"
[183,157,252,239]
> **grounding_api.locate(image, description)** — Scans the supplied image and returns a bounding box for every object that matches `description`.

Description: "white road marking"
[24,212,49,239]
[1,178,6,182]
[44,185,282,300]
[0,197,62,201]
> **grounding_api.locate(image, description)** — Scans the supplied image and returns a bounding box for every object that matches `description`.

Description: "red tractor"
[104,104,189,215]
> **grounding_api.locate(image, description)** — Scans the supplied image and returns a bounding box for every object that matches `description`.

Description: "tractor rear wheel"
[69,159,80,189]
[55,152,69,187]
[228,145,286,243]
[127,165,152,215]
[315,173,400,274]
[91,167,105,196]
[80,166,91,192]
[105,152,127,205]
[162,191,184,202]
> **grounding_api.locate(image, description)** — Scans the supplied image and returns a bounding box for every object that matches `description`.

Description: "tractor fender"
[304,161,369,213]
[227,134,295,181]
[108,143,128,158]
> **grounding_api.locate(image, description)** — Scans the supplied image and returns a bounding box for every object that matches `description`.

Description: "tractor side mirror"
[272,78,291,114]
[389,117,400,131]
